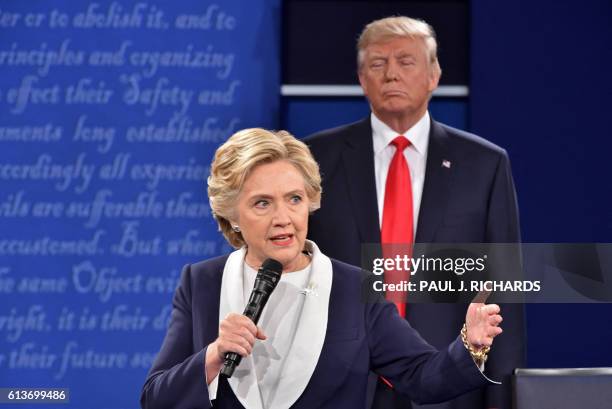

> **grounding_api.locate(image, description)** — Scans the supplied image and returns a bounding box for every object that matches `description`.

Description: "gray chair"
[513,368,612,409]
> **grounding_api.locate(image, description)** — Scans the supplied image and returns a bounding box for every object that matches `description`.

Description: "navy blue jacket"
[305,117,525,409]
[140,255,491,409]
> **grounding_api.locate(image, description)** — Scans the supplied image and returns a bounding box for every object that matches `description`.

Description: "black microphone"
[220,258,283,378]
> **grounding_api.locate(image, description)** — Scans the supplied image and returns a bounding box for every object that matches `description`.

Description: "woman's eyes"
[253,196,302,208]
[254,200,269,208]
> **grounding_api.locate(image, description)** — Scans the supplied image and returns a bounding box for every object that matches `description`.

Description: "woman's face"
[233,160,311,272]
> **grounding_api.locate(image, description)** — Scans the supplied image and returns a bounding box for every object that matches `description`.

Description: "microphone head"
[253,258,282,295]
[262,258,283,274]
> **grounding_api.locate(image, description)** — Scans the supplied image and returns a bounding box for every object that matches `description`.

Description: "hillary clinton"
[140,128,503,409]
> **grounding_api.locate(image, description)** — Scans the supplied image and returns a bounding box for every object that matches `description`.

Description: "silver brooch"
[300,282,318,296]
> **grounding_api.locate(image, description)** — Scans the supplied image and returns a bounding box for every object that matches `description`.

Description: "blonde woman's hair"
[208,128,322,248]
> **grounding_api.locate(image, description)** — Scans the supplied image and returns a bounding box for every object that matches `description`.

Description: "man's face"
[358,37,440,124]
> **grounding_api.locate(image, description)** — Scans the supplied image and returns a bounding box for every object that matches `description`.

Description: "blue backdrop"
[0,1,280,408]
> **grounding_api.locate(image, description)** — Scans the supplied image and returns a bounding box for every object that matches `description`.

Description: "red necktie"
[381,136,413,318]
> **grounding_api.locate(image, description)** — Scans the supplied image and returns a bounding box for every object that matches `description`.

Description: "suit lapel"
[216,245,332,409]
[272,241,332,409]
[415,120,453,243]
[341,118,381,245]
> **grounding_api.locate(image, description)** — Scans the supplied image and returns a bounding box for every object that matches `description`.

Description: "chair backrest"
[513,368,612,409]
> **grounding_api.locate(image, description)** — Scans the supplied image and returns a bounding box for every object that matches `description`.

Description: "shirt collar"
[371,111,430,156]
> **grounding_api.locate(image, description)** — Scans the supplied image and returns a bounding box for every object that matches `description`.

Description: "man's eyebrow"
[396,52,416,58]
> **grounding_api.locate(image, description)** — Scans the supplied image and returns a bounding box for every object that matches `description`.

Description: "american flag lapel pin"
[442,160,451,169]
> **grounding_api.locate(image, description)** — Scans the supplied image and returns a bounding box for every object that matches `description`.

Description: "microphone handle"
[219,291,269,378]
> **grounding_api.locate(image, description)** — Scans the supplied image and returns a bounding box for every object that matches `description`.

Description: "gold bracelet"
[461,323,490,365]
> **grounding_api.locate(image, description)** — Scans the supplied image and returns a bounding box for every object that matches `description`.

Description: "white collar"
[219,240,332,409]
[371,110,430,156]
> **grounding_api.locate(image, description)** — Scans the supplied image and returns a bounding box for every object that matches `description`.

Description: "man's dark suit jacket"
[305,117,525,409]
[140,254,492,409]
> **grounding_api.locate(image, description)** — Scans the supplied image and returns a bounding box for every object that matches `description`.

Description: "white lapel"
[219,248,264,409]
[268,240,333,409]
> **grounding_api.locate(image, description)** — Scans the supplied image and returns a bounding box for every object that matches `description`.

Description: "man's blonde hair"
[208,128,322,248]
[357,16,441,77]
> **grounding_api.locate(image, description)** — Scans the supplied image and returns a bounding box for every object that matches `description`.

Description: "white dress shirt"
[242,262,311,408]
[372,111,430,237]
